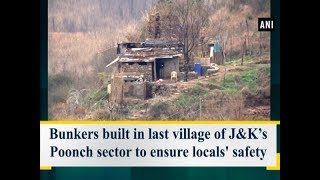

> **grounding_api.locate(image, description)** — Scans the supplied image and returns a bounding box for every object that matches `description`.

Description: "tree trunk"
[241,53,244,66]
[201,44,204,57]
[259,31,262,55]
[184,0,189,82]
[184,56,189,82]
[230,29,233,61]
[223,38,225,64]
[130,0,134,17]
[241,39,246,66]
[246,18,249,55]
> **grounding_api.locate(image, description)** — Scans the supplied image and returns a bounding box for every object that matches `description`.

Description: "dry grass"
[48,0,148,119]
[48,0,271,120]
[202,5,270,57]
[49,31,119,75]
[48,24,143,120]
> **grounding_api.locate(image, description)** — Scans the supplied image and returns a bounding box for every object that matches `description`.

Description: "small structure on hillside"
[106,40,183,102]
[117,41,183,81]
[208,42,224,65]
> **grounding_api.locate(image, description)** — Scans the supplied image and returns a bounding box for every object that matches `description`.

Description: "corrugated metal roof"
[118,45,183,62]
[119,57,156,62]
[118,54,182,62]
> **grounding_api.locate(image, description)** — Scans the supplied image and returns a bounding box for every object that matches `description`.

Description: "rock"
[207,69,216,75]
[202,65,211,76]
[188,71,198,80]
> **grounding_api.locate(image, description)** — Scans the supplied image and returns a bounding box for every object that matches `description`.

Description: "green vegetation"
[48,73,74,106]
[83,85,109,107]
[241,68,258,91]
[150,64,270,120]
[221,75,240,91]
[175,94,198,108]
[191,83,210,96]
[175,83,208,108]
[207,65,270,95]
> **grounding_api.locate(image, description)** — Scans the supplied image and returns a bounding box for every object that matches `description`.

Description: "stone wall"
[110,75,124,104]
[120,62,153,81]
[123,82,147,100]
[180,71,198,81]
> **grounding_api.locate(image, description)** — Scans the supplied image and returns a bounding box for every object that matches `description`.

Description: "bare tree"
[259,31,262,56]
[245,18,249,55]
[241,35,246,66]
[172,0,209,81]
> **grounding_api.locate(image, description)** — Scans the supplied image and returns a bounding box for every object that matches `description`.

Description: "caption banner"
[40,123,277,167]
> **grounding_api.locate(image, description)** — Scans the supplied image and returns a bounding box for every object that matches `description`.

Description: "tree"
[142,0,209,81]
[172,0,209,81]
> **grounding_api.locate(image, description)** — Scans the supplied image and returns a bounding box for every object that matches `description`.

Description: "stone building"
[117,41,182,81]
[107,40,183,102]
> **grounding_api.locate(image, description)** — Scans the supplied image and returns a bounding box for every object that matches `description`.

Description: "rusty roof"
[119,47,183,62]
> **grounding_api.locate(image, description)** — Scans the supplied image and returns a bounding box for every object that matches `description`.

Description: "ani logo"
[258,18,275,31]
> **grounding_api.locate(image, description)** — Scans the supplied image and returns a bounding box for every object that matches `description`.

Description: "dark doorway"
[152,62,155,81]
[156,59,165,79]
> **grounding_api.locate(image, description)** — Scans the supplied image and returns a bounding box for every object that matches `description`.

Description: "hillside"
[48,0,271,120]
[126,56,271,120]
[48,0,158,32]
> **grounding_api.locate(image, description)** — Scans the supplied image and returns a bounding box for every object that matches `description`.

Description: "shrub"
[48,73,75,106]
[92,109,111,119]
[48,73,74,89]
[190,83,209,96]
[175,94,198,108]
[222,75,239,90]
[241,68,258,91]
[149,101,170,119]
